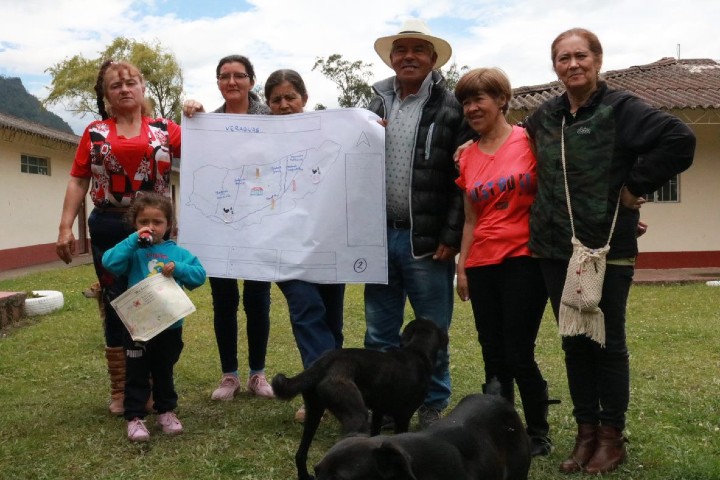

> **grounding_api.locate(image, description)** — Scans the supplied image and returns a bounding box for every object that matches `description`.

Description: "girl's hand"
[137,226,153,237]
[162,261,176,278]
[136,226,154,246]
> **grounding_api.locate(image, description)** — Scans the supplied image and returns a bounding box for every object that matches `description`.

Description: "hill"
[0,76,74,134]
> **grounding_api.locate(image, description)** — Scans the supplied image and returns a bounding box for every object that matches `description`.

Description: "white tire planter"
[24,290,64,317]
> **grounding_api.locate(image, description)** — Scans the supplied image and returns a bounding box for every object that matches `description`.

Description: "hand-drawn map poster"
[179,109,387,284]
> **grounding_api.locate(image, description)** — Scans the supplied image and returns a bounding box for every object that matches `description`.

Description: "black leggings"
[466,256,548,397]
[124,327,183,420]
[209,277,271,374]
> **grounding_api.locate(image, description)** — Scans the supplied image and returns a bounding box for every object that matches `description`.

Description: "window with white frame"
[21,154,50,176]
[646,175,678,202]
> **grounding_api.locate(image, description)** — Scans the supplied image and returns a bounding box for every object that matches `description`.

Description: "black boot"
[521,382,560,457]
[482,377,515,404]
[500,380,515,404]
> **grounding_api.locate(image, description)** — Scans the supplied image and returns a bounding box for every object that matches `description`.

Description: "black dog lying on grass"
[272,319,448,480]
[314,392,531,480]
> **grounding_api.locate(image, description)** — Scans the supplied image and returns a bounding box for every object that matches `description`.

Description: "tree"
[440,61,470,92]
[312,54,374,108]
[252,84,266,105]
[44,37,184,122]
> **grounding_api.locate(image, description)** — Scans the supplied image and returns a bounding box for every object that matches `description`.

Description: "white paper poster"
[111,274,196,342]
[178,108,388,284]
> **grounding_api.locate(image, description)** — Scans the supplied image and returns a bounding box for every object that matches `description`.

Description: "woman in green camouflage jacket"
[524,28,695,475]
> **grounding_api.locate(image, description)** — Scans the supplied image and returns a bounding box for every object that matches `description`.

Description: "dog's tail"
[271,368,323,400]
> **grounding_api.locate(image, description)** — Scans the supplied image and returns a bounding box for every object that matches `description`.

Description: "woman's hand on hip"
[621,186,646,210]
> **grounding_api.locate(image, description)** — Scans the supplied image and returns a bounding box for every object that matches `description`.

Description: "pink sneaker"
[157,411,183,435]
[211,373,241,401]
[127,417,150,442]
[247,373,275,398]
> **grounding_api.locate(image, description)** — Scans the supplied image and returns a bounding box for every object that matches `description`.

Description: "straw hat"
[374,18,452,70]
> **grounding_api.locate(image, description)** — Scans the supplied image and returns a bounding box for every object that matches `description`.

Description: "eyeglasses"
[217,72,250,82]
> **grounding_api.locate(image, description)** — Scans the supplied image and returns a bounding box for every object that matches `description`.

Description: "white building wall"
[0,133,86,250]
[638,124,720,253]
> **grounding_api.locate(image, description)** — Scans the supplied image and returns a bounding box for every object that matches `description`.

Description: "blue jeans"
[209,277,271,374]
[277,280,345,369]
[364,228,454,410]
[539,259,633,430]
[88,209,134,348]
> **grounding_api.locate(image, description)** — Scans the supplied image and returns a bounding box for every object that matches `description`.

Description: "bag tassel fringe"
[559,303,606,347]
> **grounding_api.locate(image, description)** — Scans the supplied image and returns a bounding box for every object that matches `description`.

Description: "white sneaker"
[127,417,150,442]
[157,411,183,435]
[247,373,275,398]
[211,374,241,401]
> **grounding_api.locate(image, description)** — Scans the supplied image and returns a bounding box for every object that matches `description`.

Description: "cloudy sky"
[2,0,718,134]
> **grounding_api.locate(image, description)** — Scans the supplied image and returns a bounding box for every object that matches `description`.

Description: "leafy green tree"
[44,37,184,122]
[440,61,470,92]
[252,84,266,104]
[312,54,374,108]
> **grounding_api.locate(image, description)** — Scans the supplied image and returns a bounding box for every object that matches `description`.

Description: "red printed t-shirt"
[455,125,538,268]
[71,117,181,207]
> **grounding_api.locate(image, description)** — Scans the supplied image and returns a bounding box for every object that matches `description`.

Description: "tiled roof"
[0,111,79,145]
[510,58,720,111]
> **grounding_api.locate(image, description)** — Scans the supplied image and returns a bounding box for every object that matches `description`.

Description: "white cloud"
[2,0,718,133]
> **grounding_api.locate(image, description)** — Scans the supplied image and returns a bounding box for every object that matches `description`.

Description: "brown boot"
[105,346,125,416]
[584,425,627,474]
[559,423,597,473]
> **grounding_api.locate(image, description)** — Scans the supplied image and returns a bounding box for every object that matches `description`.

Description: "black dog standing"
[272,319,448,480]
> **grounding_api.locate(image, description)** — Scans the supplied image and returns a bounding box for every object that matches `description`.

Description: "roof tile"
[0,111,79,145]
[510,58,720,112]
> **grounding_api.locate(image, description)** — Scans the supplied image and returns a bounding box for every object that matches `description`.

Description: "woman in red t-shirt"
[56,60,181,416]
[454,68,553,457]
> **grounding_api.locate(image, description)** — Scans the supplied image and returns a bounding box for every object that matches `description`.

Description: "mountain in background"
[0,76,74,134]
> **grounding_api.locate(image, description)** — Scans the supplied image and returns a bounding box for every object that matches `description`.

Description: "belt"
[94,206,129,214]
[387,219,410,229]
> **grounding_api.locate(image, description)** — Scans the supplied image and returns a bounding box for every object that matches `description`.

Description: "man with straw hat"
[364,18,472,428]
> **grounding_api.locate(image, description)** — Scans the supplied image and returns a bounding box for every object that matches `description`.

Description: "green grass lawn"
[1,264,719,479]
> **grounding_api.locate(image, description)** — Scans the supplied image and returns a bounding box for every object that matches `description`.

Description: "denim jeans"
[539,258,633,430]
[277,280,345,369]
[209,277,271,374]
[364,227,454,410]
[88,209,134,348]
